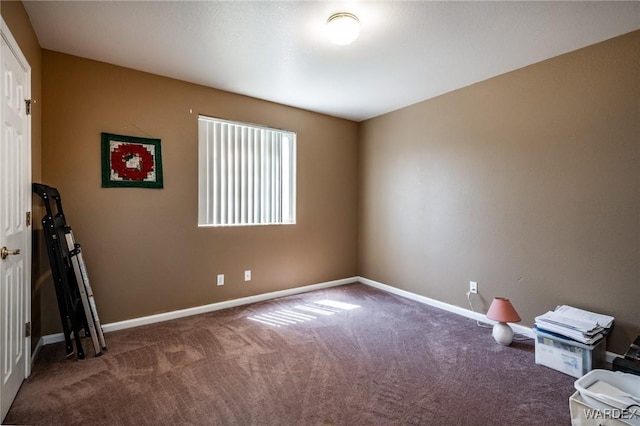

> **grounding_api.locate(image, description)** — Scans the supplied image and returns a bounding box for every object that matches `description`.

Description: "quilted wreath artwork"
[101,133,163,188]
[110,142,156,182]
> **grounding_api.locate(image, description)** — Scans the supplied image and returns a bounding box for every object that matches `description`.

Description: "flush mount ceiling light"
[326,12,360,46]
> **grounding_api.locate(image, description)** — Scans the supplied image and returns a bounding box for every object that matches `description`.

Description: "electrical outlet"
[469,281,478,294]
[244,270,251,281]
[217,274,224,286]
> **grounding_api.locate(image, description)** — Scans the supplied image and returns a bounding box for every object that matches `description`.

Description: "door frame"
[1,14,33,405]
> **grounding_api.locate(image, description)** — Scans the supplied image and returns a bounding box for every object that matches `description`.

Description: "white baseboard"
[39,275,624,363]
[356,276,533,338]
[30,337,43,367]
[604,352,618,364]
[357,276,622,363]
[42,276,359,345]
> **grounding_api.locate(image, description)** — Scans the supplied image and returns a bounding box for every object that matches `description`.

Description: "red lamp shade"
[486,297,521,323]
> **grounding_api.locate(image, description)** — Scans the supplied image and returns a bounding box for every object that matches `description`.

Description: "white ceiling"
[23,1,640,122]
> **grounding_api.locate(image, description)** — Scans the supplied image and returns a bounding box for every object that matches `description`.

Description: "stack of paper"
[535,305,614,345]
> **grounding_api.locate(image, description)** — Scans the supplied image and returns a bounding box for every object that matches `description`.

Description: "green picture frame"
[101,132,163,189]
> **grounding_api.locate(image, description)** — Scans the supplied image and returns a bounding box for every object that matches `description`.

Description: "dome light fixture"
[326,12,360,46]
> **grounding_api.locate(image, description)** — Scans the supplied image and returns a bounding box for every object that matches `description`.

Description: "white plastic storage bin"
[534,329,606,378]
[570,391,634,426]
[573,369,640,426]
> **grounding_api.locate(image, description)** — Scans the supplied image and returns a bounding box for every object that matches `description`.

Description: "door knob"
[1,247,20,260]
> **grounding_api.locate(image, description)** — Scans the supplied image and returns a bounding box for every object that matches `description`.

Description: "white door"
[0,18,32,423]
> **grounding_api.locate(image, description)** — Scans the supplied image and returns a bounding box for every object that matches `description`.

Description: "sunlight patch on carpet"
[247,299,361,327]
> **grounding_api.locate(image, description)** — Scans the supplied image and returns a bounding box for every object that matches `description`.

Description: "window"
[198,116,296,226]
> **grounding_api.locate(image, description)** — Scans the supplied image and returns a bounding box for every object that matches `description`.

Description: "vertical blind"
[198,116,296,226]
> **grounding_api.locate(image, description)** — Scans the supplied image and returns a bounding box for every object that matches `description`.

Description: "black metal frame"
[33,183,90,359]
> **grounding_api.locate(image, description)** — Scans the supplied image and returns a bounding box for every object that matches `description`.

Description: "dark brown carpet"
[5,283,575,425]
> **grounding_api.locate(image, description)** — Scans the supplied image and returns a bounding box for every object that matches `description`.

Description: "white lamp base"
[492,322,514,346]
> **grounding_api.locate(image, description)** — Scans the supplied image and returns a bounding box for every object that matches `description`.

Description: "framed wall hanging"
[101,132,163,188]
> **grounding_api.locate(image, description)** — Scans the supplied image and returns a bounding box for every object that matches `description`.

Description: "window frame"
[198,115,297,227]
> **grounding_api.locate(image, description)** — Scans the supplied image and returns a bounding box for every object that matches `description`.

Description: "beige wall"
[1,0,44,350]
[4,0,638,356]
[359,30,640,354]
[40,51,359,333]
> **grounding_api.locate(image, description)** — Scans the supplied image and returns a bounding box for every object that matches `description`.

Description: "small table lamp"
[486,297,521,345]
